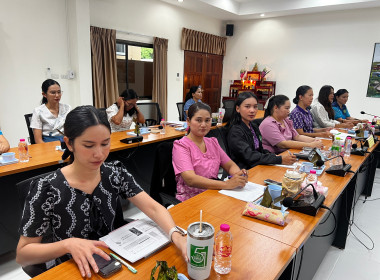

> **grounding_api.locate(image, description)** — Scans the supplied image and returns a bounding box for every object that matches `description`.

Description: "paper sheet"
[219,181,266,202]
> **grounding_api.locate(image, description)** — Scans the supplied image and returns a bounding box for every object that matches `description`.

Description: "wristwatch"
[169,226,187,242]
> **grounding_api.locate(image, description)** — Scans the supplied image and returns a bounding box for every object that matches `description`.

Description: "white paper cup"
[2,152,15,162]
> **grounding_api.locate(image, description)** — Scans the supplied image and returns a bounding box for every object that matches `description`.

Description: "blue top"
[183,99,202,120]
[289,105,314,133]
[332,101,350,120]
[0,130,2,135]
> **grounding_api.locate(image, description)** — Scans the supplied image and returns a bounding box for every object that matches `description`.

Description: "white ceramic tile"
[312,246,342,280]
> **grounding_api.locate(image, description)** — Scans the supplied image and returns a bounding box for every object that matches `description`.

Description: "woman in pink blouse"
[172,102,247,202]
[259,95,323,154]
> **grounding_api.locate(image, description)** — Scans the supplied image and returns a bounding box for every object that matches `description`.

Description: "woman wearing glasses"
[106,89,145,132]
[30,79,71,143]
[17,106,187,278]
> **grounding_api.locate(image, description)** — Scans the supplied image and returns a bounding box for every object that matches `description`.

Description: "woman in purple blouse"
[289,85,331,138]
[172,102,247,202]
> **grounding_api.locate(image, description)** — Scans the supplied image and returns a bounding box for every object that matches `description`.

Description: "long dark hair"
[334,89,348,103]
[264,95,289,118]
[118,89,138,116]
[227,91,258,128]
[41,79,60,104]
[62,105,111,161]
[185,86,200,102]
[187,102,211,134]
[293,85,312,105]
[318,85,335,119]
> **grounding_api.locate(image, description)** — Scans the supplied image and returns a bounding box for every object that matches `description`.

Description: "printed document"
[100,218,170,263]
[219,181,266,202]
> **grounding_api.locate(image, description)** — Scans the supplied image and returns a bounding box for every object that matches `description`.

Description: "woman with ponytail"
[259,95,323,154]
[30,79,71,143]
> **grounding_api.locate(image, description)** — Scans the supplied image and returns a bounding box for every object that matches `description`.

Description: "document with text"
[219,181,266,202]
[100,218,170,263]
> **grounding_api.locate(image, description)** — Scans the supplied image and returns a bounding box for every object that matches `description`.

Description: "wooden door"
[183,51,223,113]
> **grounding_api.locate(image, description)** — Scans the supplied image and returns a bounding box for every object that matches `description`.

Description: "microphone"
[351,143,367,156]
[283,183,325,216]
[324,155,352,177]
[360,111,377,117]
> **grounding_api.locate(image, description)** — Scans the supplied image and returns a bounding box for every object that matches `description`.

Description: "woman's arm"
[276,139,323,150]
[0,134,10,153]
[295,128,331,138]
[128,192,187,260]
[16,236,109,278]
[33,129,44,144]
[134,105,145,124]
[110,98,125,125]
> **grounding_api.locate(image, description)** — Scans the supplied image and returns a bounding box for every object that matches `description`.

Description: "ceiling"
[160,0,380,20]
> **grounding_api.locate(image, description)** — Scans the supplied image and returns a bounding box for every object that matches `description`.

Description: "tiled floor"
[1,171,380,280]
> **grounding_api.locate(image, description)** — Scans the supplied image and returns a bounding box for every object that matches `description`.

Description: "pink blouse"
[172,136,231,202]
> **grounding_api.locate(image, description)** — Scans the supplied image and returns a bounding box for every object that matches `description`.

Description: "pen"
[288,150,293,156]
[110,253,137,274]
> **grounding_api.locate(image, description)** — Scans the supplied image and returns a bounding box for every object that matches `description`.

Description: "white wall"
[0,0,92,147]
[222,7,380,119]
[89,0,223,121]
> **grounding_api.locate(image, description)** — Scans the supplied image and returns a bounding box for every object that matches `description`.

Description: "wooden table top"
[32,204,296,280]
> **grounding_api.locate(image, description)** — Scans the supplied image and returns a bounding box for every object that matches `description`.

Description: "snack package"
[242,202,288,226]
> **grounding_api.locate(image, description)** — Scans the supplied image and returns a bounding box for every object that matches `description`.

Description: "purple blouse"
[289,105,314,133]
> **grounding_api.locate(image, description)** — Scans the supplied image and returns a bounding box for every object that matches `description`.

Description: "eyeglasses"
[48,90,63,96]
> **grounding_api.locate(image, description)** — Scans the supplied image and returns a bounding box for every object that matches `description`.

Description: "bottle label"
[217,245,232,257]
[190,245,208,268]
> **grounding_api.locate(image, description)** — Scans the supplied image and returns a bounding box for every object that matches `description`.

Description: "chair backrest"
[24,113,35,144]
[206,126,230,157]
[176,102,185,121]
[222,99,235,109]
[253,117,264,127]
[137,102,162,126]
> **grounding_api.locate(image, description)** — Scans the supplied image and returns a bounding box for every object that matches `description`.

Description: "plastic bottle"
[344,137,352,157]
[371,125,375,135]
[217,112,223,126]
[331,137,341,165]
[18,139,29,163]
[306,170,317,186]
[160,118,166,134]
[340,144,345,157]
[214,224,233,274]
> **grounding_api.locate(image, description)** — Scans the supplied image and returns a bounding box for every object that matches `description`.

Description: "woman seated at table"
[227,92,297,169]
[310,85,353,129]
[172,102,248,202]
[332,89,367,124]
[106,89,145,132]
[289,85,332,138]
[0,129,10,153]
[16,106,186,278]
[183,85,203,120]
[30,79,71,143]
[259,95,323,154]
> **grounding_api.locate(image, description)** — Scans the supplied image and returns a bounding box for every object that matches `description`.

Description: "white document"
[219,181,266,202]
[270,163,297,168]
[100,218,170,263]
[166,121,186,127]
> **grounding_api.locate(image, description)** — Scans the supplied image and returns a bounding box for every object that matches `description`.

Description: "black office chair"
[24,113,35,144]
[253,117,264,127]
[137,102,163,126]
[150,142,181,207]
[222,99,235,110]
[176,102,185,121]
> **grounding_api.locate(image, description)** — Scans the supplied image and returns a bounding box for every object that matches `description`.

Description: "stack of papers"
[219,181,266,202]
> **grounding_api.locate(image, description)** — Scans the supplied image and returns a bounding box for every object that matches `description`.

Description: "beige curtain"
[181,28,227,56]
[90,26,119,108]
[152,37,168,119]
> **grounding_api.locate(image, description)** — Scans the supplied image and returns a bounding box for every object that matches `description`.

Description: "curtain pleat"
[152,37,168,120]
[90,26,119,108]
[181,28,227,56]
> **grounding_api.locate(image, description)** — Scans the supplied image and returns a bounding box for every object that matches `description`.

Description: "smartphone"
[263,179,282,186]
[93,253,122,278]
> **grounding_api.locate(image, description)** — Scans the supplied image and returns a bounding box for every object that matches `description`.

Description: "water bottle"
[331,137,341,165]
[344,137,352,157]
[18,139,29,163]
[160,118,166,134]
[306,170,317,186]
[371,125,375,136]
[214,224,232,274]
[340,145,345,157]
[217,112,223,126]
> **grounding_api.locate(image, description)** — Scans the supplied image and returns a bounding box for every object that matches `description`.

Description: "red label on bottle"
[217,245,232,257]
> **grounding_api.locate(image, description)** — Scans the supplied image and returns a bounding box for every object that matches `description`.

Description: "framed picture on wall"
[366,43,380,98]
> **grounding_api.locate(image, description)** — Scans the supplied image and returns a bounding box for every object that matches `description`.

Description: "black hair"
[264,95,289,118]
[318,85,335,119]
[334,89,348,102]
[118,89,139,116]
[185,86,200,103]
[186,102,211,135]
[227,91,258,127]
[62,105,111,161]
[41,79,60,104]
[293,85,312,104]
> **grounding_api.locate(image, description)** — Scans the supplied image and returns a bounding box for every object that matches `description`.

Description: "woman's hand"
[63,238,110,278]
[281,153,297,165]
[225,171,248,189]
[171,233,188,262]
[320,131,332,139]
[310,139,324,149]
[342,122,354,129]
[116,97,124,108]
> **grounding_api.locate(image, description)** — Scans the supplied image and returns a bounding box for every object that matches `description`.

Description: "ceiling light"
[260,14,265,17]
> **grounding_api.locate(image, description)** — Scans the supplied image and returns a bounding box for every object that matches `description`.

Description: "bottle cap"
[347,137,351,139]
[310,170,316,174]
[20,139,25,142]
[220,224,230,232]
